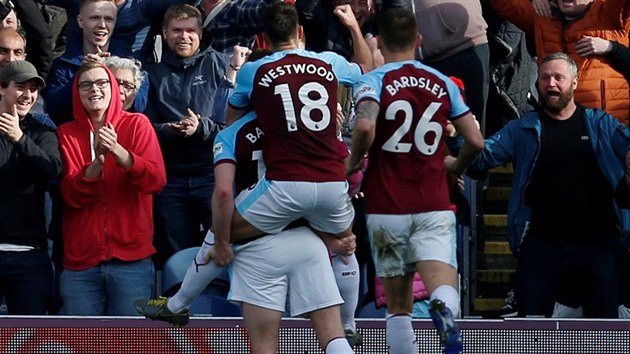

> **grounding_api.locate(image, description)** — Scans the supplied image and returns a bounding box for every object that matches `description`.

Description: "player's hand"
[210,241,234,266]
[0,104,22,143]
[444,155,461,174]
[365,34,384,68]
[444,155,463,191]
[532,0,555,18]
[334,4,359,30]
[231,45,251,69]
[351,191,364,199]
[575,36,613,57]
[323,233,356,262]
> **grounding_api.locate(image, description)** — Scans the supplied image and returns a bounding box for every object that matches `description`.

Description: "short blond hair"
[163,4,202,29]
[79,0,116,10]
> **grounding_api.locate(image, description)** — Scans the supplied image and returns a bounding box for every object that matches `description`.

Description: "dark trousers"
[613,237,630,307]
[427,43,490,133]
[515,236,618,318]
[153,174,214,268]
[0,248,52,315]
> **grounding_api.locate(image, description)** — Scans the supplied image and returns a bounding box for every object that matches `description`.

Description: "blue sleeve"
[472,121,518,171]
[132,72,149,113]
[31,113,57,129]
[143,75,178,144]
[353,72,382,105]
[328,52,363,86]
[42,59,75,125]
[212,77,235,125]
[213,129,237,165]
[444,76,471,120]
[228,61,256,108]
[609,116,630,161]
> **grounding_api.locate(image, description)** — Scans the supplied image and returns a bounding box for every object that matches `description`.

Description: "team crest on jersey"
[213,143,223,156]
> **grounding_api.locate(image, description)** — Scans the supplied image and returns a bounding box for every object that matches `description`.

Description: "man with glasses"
[56,61,166,316]
[104,56,146,112]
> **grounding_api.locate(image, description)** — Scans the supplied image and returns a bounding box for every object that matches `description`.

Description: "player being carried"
[210,1,373,265]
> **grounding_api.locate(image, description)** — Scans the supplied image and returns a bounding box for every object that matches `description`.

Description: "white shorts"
[366,211,457,278]
[235,179,354,235]
[228,226,343,316]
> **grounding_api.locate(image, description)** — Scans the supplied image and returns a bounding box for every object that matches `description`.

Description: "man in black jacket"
[0,60,61,315]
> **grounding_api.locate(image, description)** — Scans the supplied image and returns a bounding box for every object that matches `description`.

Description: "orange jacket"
[491,0,630,124]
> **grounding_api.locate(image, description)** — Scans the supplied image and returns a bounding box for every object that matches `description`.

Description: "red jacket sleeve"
[58,126,101,209]
[123,113,167,194]
[125,114,166,194]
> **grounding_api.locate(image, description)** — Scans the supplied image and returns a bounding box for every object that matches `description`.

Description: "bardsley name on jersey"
[258,63,335,87]
[385,75,447,99]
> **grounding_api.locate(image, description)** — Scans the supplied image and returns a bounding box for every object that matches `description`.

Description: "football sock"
[386,313,418,354]
[431,285,460,317]
[168,230,225,313]
[332,254,360,331]
[324,337,354,353]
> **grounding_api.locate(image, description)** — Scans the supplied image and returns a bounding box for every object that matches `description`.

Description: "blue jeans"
[0,249,52,315]
[153,173,214,267]
[60,257,155,316]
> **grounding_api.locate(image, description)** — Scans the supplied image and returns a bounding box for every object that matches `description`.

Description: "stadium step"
[473,164,514,318]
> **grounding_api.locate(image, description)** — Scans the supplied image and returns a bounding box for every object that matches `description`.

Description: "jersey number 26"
[383,100,443,156]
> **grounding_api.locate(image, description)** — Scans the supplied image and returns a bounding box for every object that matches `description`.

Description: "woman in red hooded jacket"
[56,62,166,316]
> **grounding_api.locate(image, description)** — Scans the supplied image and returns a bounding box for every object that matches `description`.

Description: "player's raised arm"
[334,4,374,73]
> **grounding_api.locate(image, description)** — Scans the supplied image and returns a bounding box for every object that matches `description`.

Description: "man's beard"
[540,87,573,113]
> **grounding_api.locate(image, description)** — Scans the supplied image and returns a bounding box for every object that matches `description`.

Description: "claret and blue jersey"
[228,48,362,183]
[353,60,471,214]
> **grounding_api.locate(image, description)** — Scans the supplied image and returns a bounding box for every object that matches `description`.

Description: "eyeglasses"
[78,79,110,91]
[117,79,137,93]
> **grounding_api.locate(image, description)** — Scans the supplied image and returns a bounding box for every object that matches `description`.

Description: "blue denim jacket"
[471,107,630,254]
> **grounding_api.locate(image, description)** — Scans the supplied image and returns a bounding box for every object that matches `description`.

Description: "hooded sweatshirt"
[57,65,166,271]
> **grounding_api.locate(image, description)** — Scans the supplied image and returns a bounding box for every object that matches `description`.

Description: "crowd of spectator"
[0,0,629,340]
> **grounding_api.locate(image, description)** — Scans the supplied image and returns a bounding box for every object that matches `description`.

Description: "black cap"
[0,61,45,89]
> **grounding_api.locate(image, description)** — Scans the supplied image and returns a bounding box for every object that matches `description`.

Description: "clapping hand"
[0,104,22,143]
[97,122,119,153]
